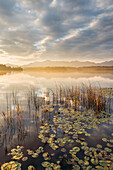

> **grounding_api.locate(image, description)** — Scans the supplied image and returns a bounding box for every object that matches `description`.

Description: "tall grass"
[49,84,110,113]
[0,84,111,149]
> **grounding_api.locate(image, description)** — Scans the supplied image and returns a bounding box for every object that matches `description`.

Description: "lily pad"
[72,165,80,170]
[22,157,28,161]
[1,161,21,170]
[28,165,36,170]
[102,138,107,142]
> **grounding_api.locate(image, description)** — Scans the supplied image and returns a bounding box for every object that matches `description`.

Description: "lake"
[0,71,113,170]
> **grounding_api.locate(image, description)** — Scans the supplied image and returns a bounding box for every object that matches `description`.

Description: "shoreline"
[24,66,113,74]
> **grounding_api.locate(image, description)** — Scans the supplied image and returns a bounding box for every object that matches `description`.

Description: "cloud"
[96,0,113,9]
[33,36,51,52]
[0,0,113,65]
[50,0,57,7]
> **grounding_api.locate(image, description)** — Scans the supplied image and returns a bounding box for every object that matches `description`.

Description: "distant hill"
[0,64,23,71]
[23,60,113,68]
[100,60,113,66]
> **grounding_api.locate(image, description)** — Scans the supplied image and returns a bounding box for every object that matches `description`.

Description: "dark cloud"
[0,0,113,65]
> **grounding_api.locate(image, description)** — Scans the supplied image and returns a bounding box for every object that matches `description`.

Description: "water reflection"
[0,72,113,91]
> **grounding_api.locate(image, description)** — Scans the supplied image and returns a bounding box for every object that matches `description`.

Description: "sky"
[0,0,113,65]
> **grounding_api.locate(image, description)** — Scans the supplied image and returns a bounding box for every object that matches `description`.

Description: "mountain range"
[22,60,113,68]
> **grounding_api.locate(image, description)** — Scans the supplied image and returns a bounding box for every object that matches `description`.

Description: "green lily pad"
[91,158,98,165]
[72,165,80,170]
[84,160,89,166]
[1,161,21,170]
[99,160,107,167]
[42,161,50,167]
[96,144,102,149]
[86,166,92,170]
[28,165,36,170]
[104,147,112,152]
[102,138,107,142]
[95,166,104,170]
[22,157,28,161]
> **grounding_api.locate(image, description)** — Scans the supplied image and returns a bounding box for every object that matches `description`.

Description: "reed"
[49,84,110,114]
[0,84,111,149]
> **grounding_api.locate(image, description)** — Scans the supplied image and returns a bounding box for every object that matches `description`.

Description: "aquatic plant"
[1,161,21,170]
[0,85,113,169]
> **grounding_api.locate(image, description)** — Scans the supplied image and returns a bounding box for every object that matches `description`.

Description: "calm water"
[0,71,113,169]
[0,71,113,112]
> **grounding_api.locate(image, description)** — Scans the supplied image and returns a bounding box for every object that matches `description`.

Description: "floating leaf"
[28,165,36,170]
[1,161,21,170]
[84,160,89,166]
[42,162,50,168]
[96,144,102,149]
[72,165,80,170]
[22,157,28,161]
[99,160,107,167]
[95,166,104,170]
[104,147,112,152]
[102,138,107,142]
[91,158,98,165]
[86,166,92,170]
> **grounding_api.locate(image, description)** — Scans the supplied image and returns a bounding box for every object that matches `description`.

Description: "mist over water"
[0,71,113,112]
[0,71,113,90]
